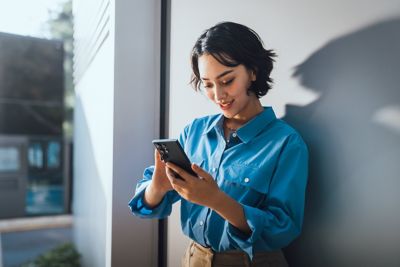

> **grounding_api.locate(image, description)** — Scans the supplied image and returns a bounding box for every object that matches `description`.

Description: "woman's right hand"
[143,150,173,208]
[151,149,173,194]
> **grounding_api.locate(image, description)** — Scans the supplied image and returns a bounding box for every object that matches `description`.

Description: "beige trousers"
[182,241,289,267]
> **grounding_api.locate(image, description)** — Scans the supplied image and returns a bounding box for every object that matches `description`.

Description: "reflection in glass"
[28,142,43,169]
[26,184,64,214]
[0,146,20,172]
[26,140,64,215]
[47,141,61,168]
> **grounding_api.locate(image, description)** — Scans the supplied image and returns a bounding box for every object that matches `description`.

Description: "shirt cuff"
[128,181,172,219]
[226,204,266,260]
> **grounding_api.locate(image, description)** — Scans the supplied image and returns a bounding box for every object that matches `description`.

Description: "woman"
[129,21,308,267]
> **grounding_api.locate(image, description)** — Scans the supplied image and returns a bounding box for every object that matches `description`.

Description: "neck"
[225,99,263,129]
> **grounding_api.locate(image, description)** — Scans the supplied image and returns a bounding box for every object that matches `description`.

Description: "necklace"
[223,119,238,142]
[226,126,237,133]
[224,119,237,132]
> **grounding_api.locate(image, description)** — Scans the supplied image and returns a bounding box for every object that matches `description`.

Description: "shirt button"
[232,132,237,138]
[212,167,217,172]
[244,177,250,183]
[199,220,204,226]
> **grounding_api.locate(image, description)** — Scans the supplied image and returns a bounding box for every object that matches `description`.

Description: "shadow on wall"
[72,96,108,267]
[282,18,400,267]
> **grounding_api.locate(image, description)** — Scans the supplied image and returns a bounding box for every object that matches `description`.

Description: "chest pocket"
[221,163,269,207]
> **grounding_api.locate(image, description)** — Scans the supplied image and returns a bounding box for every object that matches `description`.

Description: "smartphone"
[152,139,197,178]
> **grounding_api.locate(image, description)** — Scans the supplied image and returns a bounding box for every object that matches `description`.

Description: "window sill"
[0,215,72,233]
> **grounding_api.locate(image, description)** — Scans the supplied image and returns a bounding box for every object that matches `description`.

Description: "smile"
[219,100,234,110]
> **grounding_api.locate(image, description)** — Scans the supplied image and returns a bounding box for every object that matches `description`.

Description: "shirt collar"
[203,106,277,143]
[203,113,224,135]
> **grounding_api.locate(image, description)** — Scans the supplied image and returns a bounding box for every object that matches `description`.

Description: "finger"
[166,167,187,184]
[170,175,186,188]
[154,149,165,166]
[154,149,160,160]
[172,184,186,198]
[166,163,194,181]
[166,169,186,192]
[165,167,178,181]
[191,164,212,181]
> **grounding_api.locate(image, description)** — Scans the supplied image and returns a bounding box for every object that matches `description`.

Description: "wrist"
[148,181,168,197]
[151,171,170,193]
[144,182,167,209]
[207,189,226,210]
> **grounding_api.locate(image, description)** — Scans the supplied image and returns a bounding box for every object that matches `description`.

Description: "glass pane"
[26,184,64,214]
[28,143,43,169]
[26,140,64,215]
[47,141,61,169]
[0,146,20,172]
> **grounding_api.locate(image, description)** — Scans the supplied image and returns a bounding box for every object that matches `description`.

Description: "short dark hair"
[190,21,276,98]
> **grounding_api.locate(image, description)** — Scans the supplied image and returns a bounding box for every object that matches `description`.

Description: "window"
[0,146,20,172]
[47,141,61,169]
[28,142,44,169]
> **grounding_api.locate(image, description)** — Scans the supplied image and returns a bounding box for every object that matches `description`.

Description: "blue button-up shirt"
[129,107,308,259]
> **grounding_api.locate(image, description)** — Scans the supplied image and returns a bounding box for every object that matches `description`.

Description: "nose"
[214,85,227,103]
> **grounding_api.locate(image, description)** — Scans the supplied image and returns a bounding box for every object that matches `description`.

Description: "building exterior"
[0,32,68,219]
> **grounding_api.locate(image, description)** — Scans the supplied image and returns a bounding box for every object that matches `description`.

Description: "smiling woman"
[197,54,262,140]
[129,21,309,267]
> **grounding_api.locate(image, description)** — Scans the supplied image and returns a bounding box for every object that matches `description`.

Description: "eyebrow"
[201,70,234,81]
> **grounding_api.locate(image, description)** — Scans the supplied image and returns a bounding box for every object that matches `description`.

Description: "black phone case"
[152,139,196,177]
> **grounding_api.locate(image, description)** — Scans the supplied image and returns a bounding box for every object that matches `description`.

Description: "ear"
[251,70,257,81]
[248,67,257,81]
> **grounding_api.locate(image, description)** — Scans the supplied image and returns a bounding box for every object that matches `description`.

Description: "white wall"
[73,1,114,266]
[73,0,160,266]
[168,1,400,266]
[111,0,161,266]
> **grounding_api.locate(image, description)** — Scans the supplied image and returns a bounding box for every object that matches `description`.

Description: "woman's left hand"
[165,162,221,208]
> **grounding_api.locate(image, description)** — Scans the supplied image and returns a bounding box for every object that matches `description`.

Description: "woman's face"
[198,53,259,121]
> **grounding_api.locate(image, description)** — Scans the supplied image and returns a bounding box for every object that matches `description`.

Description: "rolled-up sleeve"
[227,140,309,259]
[128,166,180,219]
[129,124,190,219]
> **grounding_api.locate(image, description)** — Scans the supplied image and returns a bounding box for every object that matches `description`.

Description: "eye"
[203,83,213,89]
[221,78,234,86]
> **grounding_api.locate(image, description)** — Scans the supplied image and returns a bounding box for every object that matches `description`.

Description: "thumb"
[191,163,212,181]
[154,149,165,167]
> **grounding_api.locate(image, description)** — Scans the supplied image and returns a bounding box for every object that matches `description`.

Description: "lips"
[219,100,234,110]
